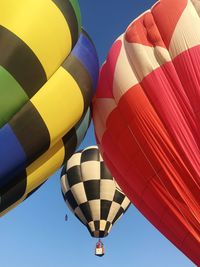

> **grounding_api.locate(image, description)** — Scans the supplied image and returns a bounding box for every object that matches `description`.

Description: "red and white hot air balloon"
[93,0,200,265]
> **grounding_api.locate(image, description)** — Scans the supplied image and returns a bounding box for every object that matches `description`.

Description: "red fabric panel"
[126,12,165,48]
[151,0,187,48]
[125,0,187,48]
[173,45,200,116]
[141,59,200,184]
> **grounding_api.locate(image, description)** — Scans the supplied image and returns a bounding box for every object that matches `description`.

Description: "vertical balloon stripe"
[62,55,93,112]
[69,0,81,31]
[0,66,28,127]
[10,102,51,164]
[52,0,80,48]
[0,25,47,97]
[0,0,73,78]
[62,128,78,164]
[101,200,112,220]
[72,32,99,90]
[172,45,200,117]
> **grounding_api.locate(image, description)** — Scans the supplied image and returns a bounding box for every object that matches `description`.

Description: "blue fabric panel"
[0,124,26,186]
[71,33,99,91]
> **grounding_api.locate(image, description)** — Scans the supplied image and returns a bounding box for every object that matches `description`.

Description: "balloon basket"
[95,239,104,257]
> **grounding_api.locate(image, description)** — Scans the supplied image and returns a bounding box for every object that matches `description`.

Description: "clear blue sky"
[0,1,196,267]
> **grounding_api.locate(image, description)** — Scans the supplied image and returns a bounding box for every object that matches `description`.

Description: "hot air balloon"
[93,0,200,265]
[0,0,99,215]
[60,146,130,256]
[0,0,81,127]
[0,107,91,216]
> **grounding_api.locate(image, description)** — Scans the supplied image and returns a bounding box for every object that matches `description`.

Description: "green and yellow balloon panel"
[0,0,99,215]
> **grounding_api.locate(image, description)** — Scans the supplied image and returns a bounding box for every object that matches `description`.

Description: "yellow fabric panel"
[0,195,26,217]
[31,67,84,146]
[25,139,65,194]
[0,0,72,78]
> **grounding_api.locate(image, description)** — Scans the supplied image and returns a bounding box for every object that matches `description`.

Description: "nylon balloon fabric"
[0,1,99,215]
[93,0,200,265]
[0,107,92,216]
[0,0,81,127]
[61,146,130,238]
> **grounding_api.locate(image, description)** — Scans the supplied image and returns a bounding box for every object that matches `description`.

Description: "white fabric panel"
[60,175,69,194]
[169,0,200,58]
[113,36,139,103]
[121,197,131,210]
[67,152,81,170]
[88,199,101,221]
[99,220,107,231]
[81,161,101,181]
[88,221,95,232]
[107,202,121,222]
[71,183,87,204]
[100,180,115,201]
[113,36,170,103]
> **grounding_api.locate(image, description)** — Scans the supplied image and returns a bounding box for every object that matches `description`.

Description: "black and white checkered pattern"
[60,146,130,238]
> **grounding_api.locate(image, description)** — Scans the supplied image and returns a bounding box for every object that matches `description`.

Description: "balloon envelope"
[61,146,130,238]
[93,0,200,265]
[0,1,99,215]
[0,0,81,127]
[0,107,91,216]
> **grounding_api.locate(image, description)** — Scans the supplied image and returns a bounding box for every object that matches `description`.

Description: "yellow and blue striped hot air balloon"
[0,0,99,216]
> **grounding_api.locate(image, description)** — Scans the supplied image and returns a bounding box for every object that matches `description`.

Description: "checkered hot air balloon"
[60,146,130,256]
[0,1,99,216]
[93,0,200,265]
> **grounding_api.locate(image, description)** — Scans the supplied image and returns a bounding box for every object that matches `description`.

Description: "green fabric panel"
[70,0,81,34]
[0,66,28,127]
